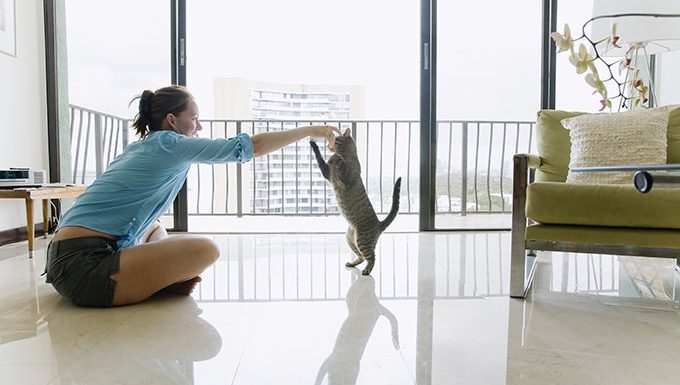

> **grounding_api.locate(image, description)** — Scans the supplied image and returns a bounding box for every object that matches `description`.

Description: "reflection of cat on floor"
[315,269,400,385]
[47,297,221,385]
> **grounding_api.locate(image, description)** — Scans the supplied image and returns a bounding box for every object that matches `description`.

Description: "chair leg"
[510,154,534,298]
[510,234,529,298]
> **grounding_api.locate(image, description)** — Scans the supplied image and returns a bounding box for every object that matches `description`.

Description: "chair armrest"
[515,153,542,170]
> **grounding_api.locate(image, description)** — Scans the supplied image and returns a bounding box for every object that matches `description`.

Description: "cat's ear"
[343,128,352,137]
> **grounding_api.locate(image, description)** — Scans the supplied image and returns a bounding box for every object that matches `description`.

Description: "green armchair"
[510,107,680,298]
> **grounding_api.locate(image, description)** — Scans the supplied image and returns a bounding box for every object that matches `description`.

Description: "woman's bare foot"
[160,276,202,295]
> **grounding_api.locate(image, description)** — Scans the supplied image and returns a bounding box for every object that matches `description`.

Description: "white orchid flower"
[551,24,573,52]
[569,44,593,74]
[585,73,606,96]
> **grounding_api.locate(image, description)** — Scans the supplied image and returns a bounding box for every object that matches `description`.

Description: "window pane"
[186,0,419,231]
[65,0,173,227]
[435,1,542,228]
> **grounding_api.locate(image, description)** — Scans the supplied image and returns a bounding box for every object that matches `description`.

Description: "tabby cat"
[310,128,401,275]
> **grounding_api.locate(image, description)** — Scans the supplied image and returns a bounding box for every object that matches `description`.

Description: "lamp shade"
[591,0,680,56]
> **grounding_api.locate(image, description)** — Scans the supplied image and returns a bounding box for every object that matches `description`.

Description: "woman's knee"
[143,220,168,243]
[191,238,220,266]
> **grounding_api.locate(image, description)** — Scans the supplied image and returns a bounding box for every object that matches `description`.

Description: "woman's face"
[166,99,202,137]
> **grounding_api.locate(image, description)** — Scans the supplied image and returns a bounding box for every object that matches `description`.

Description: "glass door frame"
[417,0,557,231]
[171,0,188,231]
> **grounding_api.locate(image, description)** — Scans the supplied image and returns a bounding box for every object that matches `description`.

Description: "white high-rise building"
[214,78,365,214]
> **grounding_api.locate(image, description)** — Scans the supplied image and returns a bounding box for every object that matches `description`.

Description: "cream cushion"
[561,107,671,184]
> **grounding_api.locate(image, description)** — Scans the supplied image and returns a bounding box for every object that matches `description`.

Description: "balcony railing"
[69,105,536,216]
[69,105,130,185]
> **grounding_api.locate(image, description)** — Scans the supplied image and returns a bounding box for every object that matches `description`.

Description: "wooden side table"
[0,185,86,257]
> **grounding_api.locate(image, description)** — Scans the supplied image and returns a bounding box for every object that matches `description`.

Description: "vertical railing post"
[236,121,243,217]
[94,114,103,177]
[122,119,129,149]
[461,122,468,216]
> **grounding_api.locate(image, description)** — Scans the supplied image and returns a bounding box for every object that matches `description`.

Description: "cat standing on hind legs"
[310,128,401,275]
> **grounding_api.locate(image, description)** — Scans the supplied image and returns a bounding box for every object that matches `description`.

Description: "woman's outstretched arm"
[251,125,340,157]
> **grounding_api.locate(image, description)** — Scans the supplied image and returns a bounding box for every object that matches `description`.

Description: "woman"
[45,85,340,307]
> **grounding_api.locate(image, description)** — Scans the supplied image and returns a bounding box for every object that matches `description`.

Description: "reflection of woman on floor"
[315,269,400,385]
[46,297,221,384]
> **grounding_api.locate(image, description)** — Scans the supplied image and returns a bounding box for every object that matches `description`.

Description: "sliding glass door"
[431,0,542,230]
[185,0,420,232]
[64,0,174,228]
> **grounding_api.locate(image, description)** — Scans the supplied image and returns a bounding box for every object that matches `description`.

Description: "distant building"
[214,78,365,214]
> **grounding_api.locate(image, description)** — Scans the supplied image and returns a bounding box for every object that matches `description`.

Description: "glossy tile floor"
[1,232,679,385]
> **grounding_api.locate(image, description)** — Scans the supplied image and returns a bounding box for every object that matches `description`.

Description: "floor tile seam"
[393,346,417,385]
[510,337,606,385]
[528,294,625,313]
[540,342,680,365]
[0,362,60,385]
[227,303,263,385]
[520,310,680,343]
[616,313,680,336]
[596,300,680,313]
[554,348,680,367]
[598,300,680,335]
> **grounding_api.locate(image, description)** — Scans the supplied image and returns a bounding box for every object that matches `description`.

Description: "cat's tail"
[380,177,402,231]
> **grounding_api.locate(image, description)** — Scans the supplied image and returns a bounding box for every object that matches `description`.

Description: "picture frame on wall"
[0,0,16,57]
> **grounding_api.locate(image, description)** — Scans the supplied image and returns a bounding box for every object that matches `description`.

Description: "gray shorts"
[44,237,121,307]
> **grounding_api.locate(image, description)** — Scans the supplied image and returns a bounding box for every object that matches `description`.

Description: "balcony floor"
[1,232,679,385]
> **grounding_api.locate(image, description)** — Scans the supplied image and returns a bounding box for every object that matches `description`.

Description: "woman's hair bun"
[138,90,154,119]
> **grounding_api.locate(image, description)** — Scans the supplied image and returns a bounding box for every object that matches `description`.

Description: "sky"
[65,0,680,122]
[65,0,549,122]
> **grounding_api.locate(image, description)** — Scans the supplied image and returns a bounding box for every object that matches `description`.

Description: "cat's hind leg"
[356,235,378,275]
[359,249,376,276]
[345,227,365,267]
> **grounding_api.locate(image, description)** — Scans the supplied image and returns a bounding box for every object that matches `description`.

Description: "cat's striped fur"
[310,128,401,275]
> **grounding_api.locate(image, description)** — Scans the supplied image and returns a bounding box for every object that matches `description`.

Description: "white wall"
[657,50,680,106]
[0,0,48,231]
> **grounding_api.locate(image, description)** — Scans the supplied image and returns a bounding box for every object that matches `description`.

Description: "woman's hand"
[306,125,342,150]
